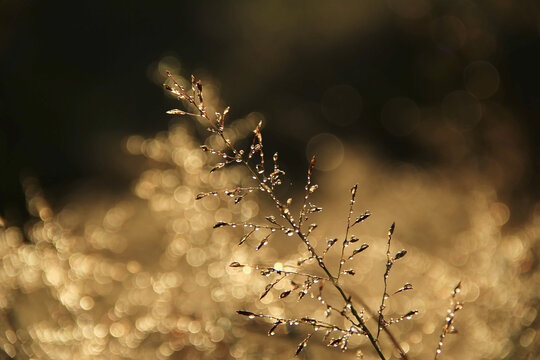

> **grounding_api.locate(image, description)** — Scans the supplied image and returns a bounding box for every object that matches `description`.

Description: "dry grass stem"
[164,73,431,359]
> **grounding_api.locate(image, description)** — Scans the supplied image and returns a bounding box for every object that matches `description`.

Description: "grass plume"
[164,72,427,359]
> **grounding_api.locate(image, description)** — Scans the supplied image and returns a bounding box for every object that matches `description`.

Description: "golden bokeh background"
[0,0,539,359]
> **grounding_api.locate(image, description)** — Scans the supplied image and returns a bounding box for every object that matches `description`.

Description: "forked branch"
[164,73,421,360]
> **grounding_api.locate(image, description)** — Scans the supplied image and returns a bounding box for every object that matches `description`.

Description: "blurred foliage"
[0,0,539,359]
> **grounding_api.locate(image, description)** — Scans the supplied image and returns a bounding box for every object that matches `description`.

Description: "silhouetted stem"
[240,140,388,360]
[350,289,409,360]
[171,74,388,360]
[266,202,387,359]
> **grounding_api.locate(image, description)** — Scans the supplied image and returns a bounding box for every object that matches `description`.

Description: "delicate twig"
[349,289,409,360]
[377,222,395,339]
[230,262,330,281]
[298,156,317,228]
[168,74,388,360]
[435,282,463,359]
[337,185,359,281]
[236,310,355,334]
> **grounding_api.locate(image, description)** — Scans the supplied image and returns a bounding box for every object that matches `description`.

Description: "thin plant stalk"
[166,72,393,360]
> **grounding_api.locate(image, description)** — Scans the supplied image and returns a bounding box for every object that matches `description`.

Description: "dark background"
[1,0,539,226]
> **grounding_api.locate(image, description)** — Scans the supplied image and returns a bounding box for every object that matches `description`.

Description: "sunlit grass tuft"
[0,72,537,359]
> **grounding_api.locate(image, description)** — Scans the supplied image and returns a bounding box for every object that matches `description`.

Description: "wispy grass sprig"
[164,73,425,359]
[435,282,463,359]
[376,222,413,339]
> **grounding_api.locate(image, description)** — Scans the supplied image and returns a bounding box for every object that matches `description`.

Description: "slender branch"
[435,282,463,359]
[337,185,358,281]
[377,222,395,339]
[167,74,388,360]
[350,289,409,360]
[298,156,316,228]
